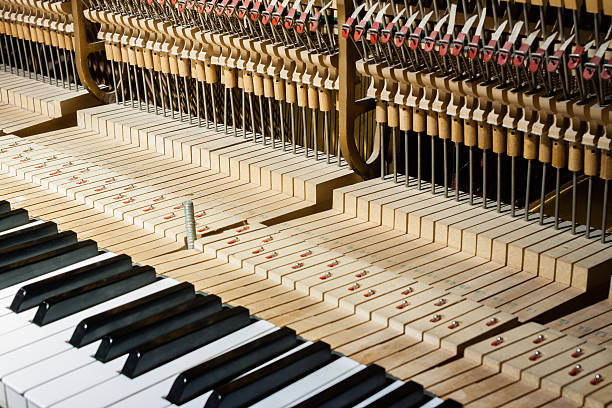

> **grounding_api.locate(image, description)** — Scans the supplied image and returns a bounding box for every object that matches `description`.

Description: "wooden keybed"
[3,169,612,406]
[1,0,612,406]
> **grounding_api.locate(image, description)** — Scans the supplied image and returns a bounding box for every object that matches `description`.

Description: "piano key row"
[0,201,459,408]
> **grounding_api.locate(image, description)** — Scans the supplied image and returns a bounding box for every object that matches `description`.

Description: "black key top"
[0,200,10,214]
[10,254,133,313]
[122,306,251,378]
[360,381,426,408]
[0,231,77,268]
[416,396,434,406]
[437,399,463,408]
[0,208,29,232]
[0,221,58,250]
[70,282,196,348]
[95,294,222,362]
[292,364,387,408]
[33,266,157,326]
[167,327,299,405]
[0,240,99,289]
[205,341,333,408]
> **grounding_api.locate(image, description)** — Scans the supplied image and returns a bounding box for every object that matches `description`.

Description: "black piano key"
[32,266,157,326]
[10,254,133,313]
[95,294,222,362]
[0,240,99,289]
[0,221,58,250]
[0,231,77,268]
[0,200,10,214]
[167,327,299,405]
[69,282,196,348]
[437,399,463,408]
[0,208,28,232]
[292,364,387,408]
[205,341,333,408]
[122,306,251,378]
[360,381,426,408]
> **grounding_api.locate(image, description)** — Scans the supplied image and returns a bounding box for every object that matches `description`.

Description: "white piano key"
[0,220,45,237]
[3,341,100,400]
[250,357,364,408]
[0,309,36,335]
[0,331,71,379]
[111,334,304,408]
[28,320,276,408]
[5,386,26,408]
[419,397,444,408]
[0,279,178,406]
[0,253,116,318]
[26,355,129,408]
[105,373,195,408]
[0,333,79,405]
[352,380,405,408]
[0,279,178,357]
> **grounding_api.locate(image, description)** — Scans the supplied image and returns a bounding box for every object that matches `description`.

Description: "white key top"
[0,220,45,237]
[0,309,36,336]
[28,320,276,408]
[107,371,196,408]
[419,397,445,408]
[0,331,78,379]
[250,358,364,408]
[107,328,291,408]
[352,380,404,408]
[0,279,178,357]
[26,355,129,408]
[0,253,115,318]
[4,340,99,393]
[0,280,179,406]
[3,345,101,408]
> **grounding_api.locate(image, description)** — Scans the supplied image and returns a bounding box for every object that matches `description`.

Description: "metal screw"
[183,200,196,249]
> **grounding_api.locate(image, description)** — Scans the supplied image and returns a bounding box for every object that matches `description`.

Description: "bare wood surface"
[0,170,527,380]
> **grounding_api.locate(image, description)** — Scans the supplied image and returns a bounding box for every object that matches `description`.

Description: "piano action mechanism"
[0,0,612,406]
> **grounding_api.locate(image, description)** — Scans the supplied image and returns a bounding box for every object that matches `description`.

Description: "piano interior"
[0,0,611,406]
